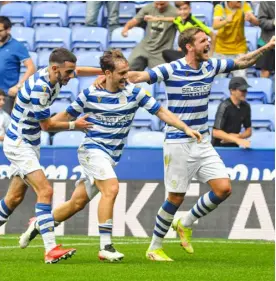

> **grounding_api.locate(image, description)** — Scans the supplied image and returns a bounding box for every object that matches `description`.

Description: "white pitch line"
[0,240,274,249]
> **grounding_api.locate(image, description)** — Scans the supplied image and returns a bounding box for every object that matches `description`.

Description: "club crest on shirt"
[97,96,102,103]
[119,95,127,104]
[42,85,47,93]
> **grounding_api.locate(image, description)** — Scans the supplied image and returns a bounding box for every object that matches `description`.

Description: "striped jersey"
[66,83,161,164]
[147,58,235,143]
[6,67,61,146]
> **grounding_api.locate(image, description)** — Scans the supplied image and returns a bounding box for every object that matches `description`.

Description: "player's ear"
[105,70,111,76]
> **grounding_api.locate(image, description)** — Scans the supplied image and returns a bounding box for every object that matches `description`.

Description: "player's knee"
[168,192,184,206]
[102,183,119,200]
[220,182,232,199]
[6,192,24,209]
[38,185,53,201]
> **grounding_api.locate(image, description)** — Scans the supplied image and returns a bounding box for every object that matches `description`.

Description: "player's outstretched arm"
[76,67,103,76]
[233,36,275,70]
[128,71,151,84]
[39,113,92,132]
[156,106,202,143]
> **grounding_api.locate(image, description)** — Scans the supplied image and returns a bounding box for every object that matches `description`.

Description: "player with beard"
[19,49,202,262]
[113,27,274,261]
[0,47,103,264]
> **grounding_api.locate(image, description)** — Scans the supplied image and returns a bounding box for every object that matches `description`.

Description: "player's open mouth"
[203,48,209,54]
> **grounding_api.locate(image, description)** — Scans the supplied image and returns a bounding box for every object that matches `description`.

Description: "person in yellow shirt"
[144,1,216,62]
[213,1,259,78]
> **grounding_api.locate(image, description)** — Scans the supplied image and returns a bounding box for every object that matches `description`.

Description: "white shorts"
[3,136,41,179]
[78,146,117,188]
[164,138,229,193]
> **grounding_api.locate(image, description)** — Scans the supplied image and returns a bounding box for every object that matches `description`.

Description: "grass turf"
[0,235,274,281]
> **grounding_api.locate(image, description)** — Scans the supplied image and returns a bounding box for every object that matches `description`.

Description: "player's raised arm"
[75,67,103,76]
[156,106,202,143]
[233,36,275,70]
[128,71,151,84]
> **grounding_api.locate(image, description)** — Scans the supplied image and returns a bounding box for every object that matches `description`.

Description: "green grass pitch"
[0,235,274,281]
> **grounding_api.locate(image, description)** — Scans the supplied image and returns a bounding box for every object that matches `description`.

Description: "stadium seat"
[250,132,275,149]
[52,131,85,146]
[0,3,32,27]
[247,78,273,104]
[32,2,68,27]
[41,131,50,146]
[119,2,136,24]
[191,2,213,26]
[50,99,71,115]
[132,108,160,132]
[250,104,275,132]
[78,76,97,91]
[68,2,86,27]
[20,51,37,73]
[127,131,164,148]
[11,26,34,51]
[210,78,230,102]
[59,78,79,101]
[244,26,260,51]
[76,51,102,67]
[37,50,51,69]
[35,27,71,51]
[109,27,144,50]
[71,27,108,51]
[207,103,219,129]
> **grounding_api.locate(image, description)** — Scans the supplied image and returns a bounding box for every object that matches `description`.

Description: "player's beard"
[0,33,9,43]
[57,71,69,85]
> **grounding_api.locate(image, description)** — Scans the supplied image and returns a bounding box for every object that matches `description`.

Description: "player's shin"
[0,199,13,226]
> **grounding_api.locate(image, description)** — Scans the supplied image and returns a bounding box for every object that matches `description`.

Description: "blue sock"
[35,203,56,253]
[149,200,179,250]
[0,199,12,226]
[181,191,225,227]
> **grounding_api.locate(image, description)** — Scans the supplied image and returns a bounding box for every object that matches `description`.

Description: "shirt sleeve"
[243,2,253,14]
[211,58,235,74]
[243,105,252,128]
[136,87,161,115]
[213,102,228,130]
[30,84,51,121]
[134,5,148,23]
[3,113,11,132]
[16,42,30,62]
[66,89,87,117]
[147,63,174,84]
[213,4,224,20]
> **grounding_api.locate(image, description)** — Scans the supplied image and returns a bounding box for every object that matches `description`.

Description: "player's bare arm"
[233,36,275,70]
[156,106,202,143]
[128,71,151,83]
[76,67,103,76]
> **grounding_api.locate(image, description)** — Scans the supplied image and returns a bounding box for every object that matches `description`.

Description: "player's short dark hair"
[49,48,77,65]
[0,16,12,30]
[100,49,128,73]
[175,1,190,8]
[0,89,6,97]
[178,27,205,55]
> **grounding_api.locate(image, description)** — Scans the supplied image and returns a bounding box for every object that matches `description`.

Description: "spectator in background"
[0,89,10,143]
[144,1,216,62]
[133,1,152,29]
[212,77,251,148]
[0,16,35,114]
[256,1,275,78]
[85,2,119,34]
[122,1,177,70]
[212,1,259,78]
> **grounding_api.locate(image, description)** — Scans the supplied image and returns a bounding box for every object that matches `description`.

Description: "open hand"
[74,114,93,130]
[93,75,106,89]
[185,128,202,143]
[237,138,250,149]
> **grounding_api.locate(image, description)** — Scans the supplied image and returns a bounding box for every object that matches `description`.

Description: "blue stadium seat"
[71,27,108,51]
[191,2,213,26]
[207,104,219,129]
[251,104,275,132]
[11,26,34,51]
[59,78,79,101]
[78,76,97,91]
[0,3,32,26]
[35,27,71,51]
[127,131,164,148]
[132,108,160,132]
[244,26,260,51]
[210,78,230,102]
[76,51,102,67]
[41,131,50,146]
[119,2,136,24]
[20,51,37,73]
[37,50,51,69]
[250,132,275,149]
[247,78,273,104]
[32,2,68,27]
[52,131,85,146]
[50,99,71,115]
[68,2,86,27]
[109,27,144,50]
